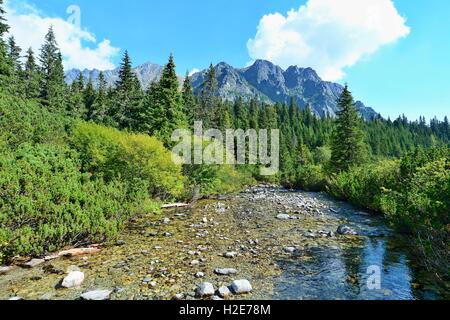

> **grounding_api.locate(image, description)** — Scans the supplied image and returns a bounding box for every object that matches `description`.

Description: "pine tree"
[89,71,109,123]
[84,76,97,120]
[140,54,186,146]
[0,0,7,35]
[23,47,40,99]
[200,63,219,127]
[7,36,21,70]
[5,35,24,94]
[233,97,249,129]
[248,99,260,131]
[67,71,86,118]
[182,73,198,126]
[0,0,11,88]
[111,50,143,129]
[39,27,66,111]
[330,85,367,172]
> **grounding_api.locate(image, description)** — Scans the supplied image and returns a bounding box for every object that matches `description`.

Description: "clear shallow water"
[272,193,448,300]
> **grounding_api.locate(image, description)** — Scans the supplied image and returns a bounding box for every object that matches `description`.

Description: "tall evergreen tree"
[111,50,143,129]
[0,0,11,88]
[7,36,21,70]
[200,63,219,127]
[182,73,198,126]
[84,76,96,120]
[90,71,111,124]
[5,35,24,93]
[330,85,367,172]
[39,27,66,111]
[140,54,186,146]
[67,71,86,118]
[23,47,40,99]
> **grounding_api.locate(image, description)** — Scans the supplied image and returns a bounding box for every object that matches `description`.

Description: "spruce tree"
[67,71,86,118]
[200,63,219,127]
[330,85,367,172]
[140,54,186,146]
[5,35,24,94]
[84,76,96,120]
[112,50,143,129]
[7,36,22,70]
[0,0,11,88]
[90,71,110,124]
[39,27,66,111]
[182,73,197,126]
[233,97,249,129]
[23,47,40,99]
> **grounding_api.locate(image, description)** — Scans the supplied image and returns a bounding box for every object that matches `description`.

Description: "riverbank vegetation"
[0,0,448,281]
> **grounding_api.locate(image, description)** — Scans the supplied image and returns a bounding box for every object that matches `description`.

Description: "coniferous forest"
[0,0,449,299]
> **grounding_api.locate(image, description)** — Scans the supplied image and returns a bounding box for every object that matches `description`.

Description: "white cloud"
[247,0,410,81]
[188,68,200,76]
[4,0,120,70]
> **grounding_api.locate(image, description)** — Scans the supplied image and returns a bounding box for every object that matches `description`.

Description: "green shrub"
[327,160,400,211]
[71,122,185,199]
[0,143,152,262]
[181,137,256,196]
[0,91,69,148]
[381,156,450,233]
[296,164,327,191]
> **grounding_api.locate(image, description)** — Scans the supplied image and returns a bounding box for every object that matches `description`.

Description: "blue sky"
[4,0,450,121]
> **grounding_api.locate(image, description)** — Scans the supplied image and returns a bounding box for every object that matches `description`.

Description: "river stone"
[0,266,12,275]
[66,265,81,273]
[196,282,215,297]
[81,290,112,300]
[276,214,290,220]
[8,297,23,301]
[195,272,205,278]
[230,280,253,294]
[337,225,358,235]
[22,258,45,268]
[217,286,231,298]
[284,247,297,253]
[214,268,238,275]
[172,293,185,300]
[43,265,64,275]
[115,240,126,246]
[61,271,85,288]
[224,251,238,258]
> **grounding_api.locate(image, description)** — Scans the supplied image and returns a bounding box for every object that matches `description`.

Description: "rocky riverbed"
[0,186,448,300]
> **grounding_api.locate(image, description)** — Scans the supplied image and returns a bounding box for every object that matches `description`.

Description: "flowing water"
[272,194,447,300]
[0,187,448,300]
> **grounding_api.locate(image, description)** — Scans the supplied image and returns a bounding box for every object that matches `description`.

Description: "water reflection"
[273,199,446,300]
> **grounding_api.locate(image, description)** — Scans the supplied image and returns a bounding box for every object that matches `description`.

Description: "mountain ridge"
[65,60,379,120]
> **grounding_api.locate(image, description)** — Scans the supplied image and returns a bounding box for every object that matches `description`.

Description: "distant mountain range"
[65,60,379,120]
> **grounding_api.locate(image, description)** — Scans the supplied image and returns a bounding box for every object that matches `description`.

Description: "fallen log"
[44,246,101,260]
[161,203,189,209]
